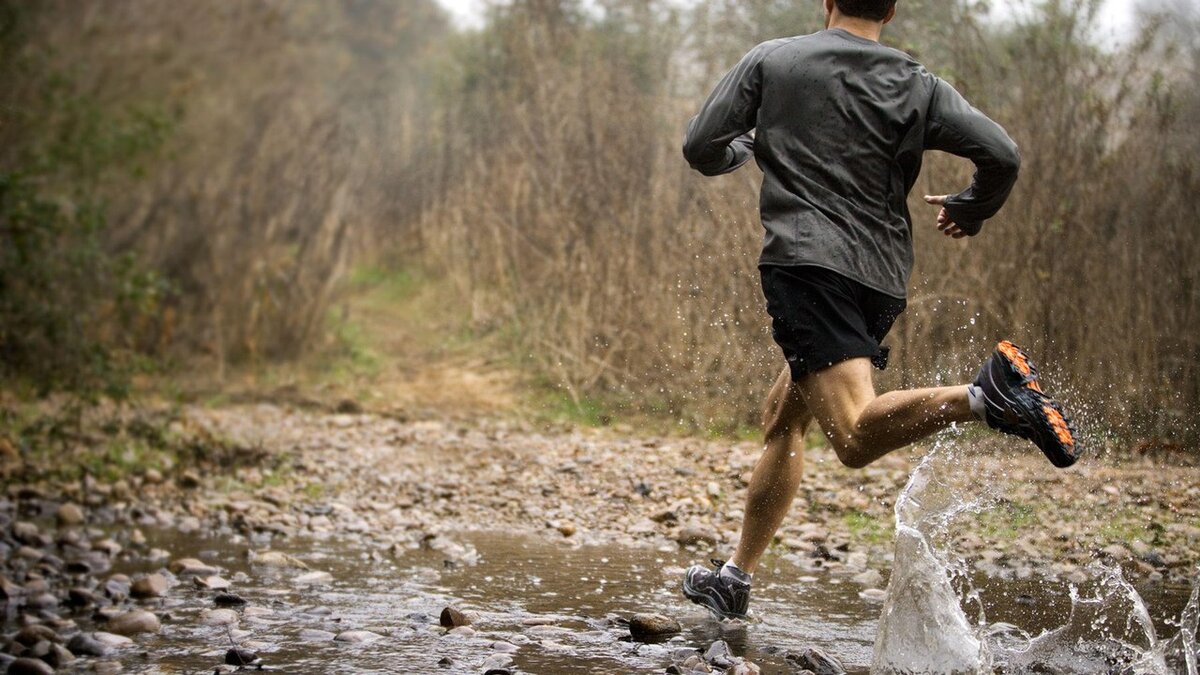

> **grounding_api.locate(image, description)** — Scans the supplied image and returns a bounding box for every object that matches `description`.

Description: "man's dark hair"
[834,0,896,21]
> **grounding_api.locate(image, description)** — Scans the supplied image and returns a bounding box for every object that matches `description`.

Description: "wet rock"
[5,658,54,675]
[676,527,718,547]
[785,647,845,675]
[292,571,332,585]
[193,575,230,590]
[858,588,887,603]
[14,625,60,647]
[66,633,109,657]
[251,551,308,569]
[104,609,161,636]
[213,592,247,606]
[491,641,519,653]
[130,573,168,599]
[55,503,85,527]
[65,587,97,608]
[439,606,471,628]
[30,642,73,669]
[628,613,681,640]
[557,522,577,537]
[729,663,761,675]
[201,609,239,626]
[26,593,58,610]
[102,577,130,601]
[224,648,259,666]
[333,630,381,643]
[703,640,735,668]
[90,632,133,649]
[298,629,336,641]
[446,626,476,637]
[168,558,219,576]
[436,656,454,667]
[481,653,514,672]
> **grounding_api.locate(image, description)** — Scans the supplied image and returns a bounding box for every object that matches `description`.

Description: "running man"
[680,0,1079,620]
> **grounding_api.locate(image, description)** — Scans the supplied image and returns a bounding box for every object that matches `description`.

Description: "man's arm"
[682,42,778,176]
[922,78,1021,236]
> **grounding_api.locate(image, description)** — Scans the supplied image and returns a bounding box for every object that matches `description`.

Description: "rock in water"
[105,609,161,635]
[225,648,259,666]
[703,639,735,668]
[201,608,239,626]
[786,648,845,675]
[6,658,54,675]
[439,606,471,628]
[251,551,308,569]
[168,558,219,576]
[131,573,169,598]
[67,633,110,657]
[333,630,381,643]
[628,613,681,640]
[214,592,247,606]
[193,575,231,590]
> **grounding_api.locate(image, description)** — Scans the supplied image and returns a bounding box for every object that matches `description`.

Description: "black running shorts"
[760,265,907,381]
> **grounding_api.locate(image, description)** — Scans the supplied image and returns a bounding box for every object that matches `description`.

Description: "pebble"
[67,633,110,657]
[628,613,681,640]
[131,573,169,598]
[439,606,471,628]
[851,569,883,586]
[786,647,846,675]
[676,527,718,547]
[105,609,162,635]
[334,630,382,643]
[858,588,888,603]
[251,551,308,569]
[91,632,134,648]
[292,571,333,585]
[168,558,219,576]
[6,658,54,675]
[201,608,240,626]
[224,647,259,666]
[214,592,248,606]
[194,575,231,590]
[56,502,85,526]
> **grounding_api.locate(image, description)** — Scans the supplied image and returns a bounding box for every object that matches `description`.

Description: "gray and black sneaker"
[682,559,750,620]
[974,340,1079,468]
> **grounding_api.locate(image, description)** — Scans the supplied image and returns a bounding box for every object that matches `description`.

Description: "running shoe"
[682,559,750,620]
[974,340,1079,468]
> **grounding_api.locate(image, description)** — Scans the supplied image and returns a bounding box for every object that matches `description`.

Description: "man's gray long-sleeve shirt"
[683,28,1020,298]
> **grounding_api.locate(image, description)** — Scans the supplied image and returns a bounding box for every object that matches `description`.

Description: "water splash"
[871,439,1200,674]
[871,442,996,674]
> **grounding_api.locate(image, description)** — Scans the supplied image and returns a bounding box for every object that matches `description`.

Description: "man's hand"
[923,195,966,239]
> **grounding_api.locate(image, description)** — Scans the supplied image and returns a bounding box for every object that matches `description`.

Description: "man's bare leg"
[796,357,975,469]
[729,366,812,575]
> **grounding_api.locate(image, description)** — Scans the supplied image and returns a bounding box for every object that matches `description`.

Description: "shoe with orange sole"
[974,340,1079,468]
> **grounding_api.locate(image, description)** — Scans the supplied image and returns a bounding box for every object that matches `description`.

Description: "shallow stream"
[102,518,1194,674]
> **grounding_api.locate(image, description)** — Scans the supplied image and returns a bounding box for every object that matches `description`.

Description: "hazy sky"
[435,0,1141,40]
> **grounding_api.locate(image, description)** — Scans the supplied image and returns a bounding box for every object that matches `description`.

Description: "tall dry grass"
[418,0,1200,444]
[2,0,448,371]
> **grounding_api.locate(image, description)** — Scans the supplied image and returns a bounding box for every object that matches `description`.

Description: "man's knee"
[829,434,871,469]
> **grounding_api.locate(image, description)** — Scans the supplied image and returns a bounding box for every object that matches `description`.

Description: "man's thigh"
[794,357,877,440]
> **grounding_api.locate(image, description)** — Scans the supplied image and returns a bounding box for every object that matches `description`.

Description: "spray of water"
[871,437,1200,674]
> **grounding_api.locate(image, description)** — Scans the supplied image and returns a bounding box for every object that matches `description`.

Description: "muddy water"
[99,526,1194,674]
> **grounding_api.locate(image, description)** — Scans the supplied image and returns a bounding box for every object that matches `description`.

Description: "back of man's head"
[834,0,897,22]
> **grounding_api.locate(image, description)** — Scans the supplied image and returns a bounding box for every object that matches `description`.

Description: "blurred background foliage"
[1,0,1197,446]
